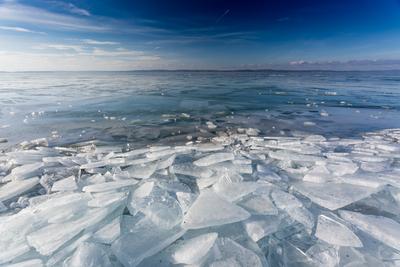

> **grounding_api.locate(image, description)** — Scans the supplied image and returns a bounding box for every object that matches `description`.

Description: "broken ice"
[0,127,399,266]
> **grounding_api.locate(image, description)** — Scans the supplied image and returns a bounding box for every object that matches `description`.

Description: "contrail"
[216,9,230,24]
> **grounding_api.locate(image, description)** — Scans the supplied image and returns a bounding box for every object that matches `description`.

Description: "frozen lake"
[1,71,400,266]
[1,70,400,148]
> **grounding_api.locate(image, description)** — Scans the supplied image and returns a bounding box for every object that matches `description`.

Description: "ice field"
[1,127,400,266]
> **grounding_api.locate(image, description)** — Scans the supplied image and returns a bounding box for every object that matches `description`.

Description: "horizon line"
[2,68,400,73]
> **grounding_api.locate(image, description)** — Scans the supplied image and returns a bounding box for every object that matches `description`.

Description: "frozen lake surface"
[1,71,400,266]
[1,71,400,147]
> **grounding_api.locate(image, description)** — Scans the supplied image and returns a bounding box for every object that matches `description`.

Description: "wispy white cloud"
[82,39,119,45]
[64,3,91,16]
[0,2,108,31]
[91,48,145,57]
[32,43,153,58]
[0,1,175,35]
[46,1,91,16]
[134,55,161,61]
[146,30,257,46]
[33,44,85,52]
[0,25,45,34]
[0,50,165,71]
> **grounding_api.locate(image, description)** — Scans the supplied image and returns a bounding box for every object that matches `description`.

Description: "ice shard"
[294,181,379,210]
[182,190,250,229]
[339,210,400,251]
[315,215,362,247]
[68,242,113,267]
[111,218,185,267]
[170,233,218,264]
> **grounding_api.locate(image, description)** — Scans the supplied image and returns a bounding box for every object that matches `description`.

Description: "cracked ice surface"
[1,128,400,266]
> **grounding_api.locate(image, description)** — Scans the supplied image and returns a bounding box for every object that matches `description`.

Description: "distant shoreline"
[2,69,400,73]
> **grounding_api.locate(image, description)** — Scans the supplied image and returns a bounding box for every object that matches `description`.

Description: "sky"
[1,0,400,71]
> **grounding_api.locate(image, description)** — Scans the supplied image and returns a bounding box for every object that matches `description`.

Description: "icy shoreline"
[1,127,400,266]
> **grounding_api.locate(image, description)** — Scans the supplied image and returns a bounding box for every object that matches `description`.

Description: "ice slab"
[210,257,241,267]
[88,191,128,208]
[0,177,39,202]
[171,163,214,178]
[129,183,183,229]
[277,241,315,267]
[176,192,197,213]
[92,217,121,244]
[139,194,183,229]
[326,161,359,176]
[46,233,91,266]
[126,161,158,179]
[145,148,176,160]
[182,190,250,229]
[271,189,314,231]
[68,242,112,267]
[0,243,31,265]
[256,167,282,183]
[0,201,7,212]
[197,175,220,189]
[360,160,391,172]
[82,180,138,193]
[269,150,322,162]
[195,143,225,152]
[157,179,191,193]
[27,206,119,255]
[193,152,235,166]
[338,173,387,188]
[243,217,281,242]
[339,210,400,251]
[337,247,366,267]
[124,157,157,166]
[306,243,339,267]
[156,154,176,170]
[303,165,332,183]
[294,181,379,210]
[3,162,43,181]
[6,149,58,165]
[116,148,150,158]
[170,232,218,264]
[111,218,185,267]
[238,194,278,215]
[30,192,90,214]
[315,215,362,247]
[209,238,263,267]
[213,182,260,202]
[7,259,44,267]
[51,175,77,192]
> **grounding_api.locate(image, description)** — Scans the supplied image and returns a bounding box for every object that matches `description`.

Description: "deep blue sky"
[1,0,400,70]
